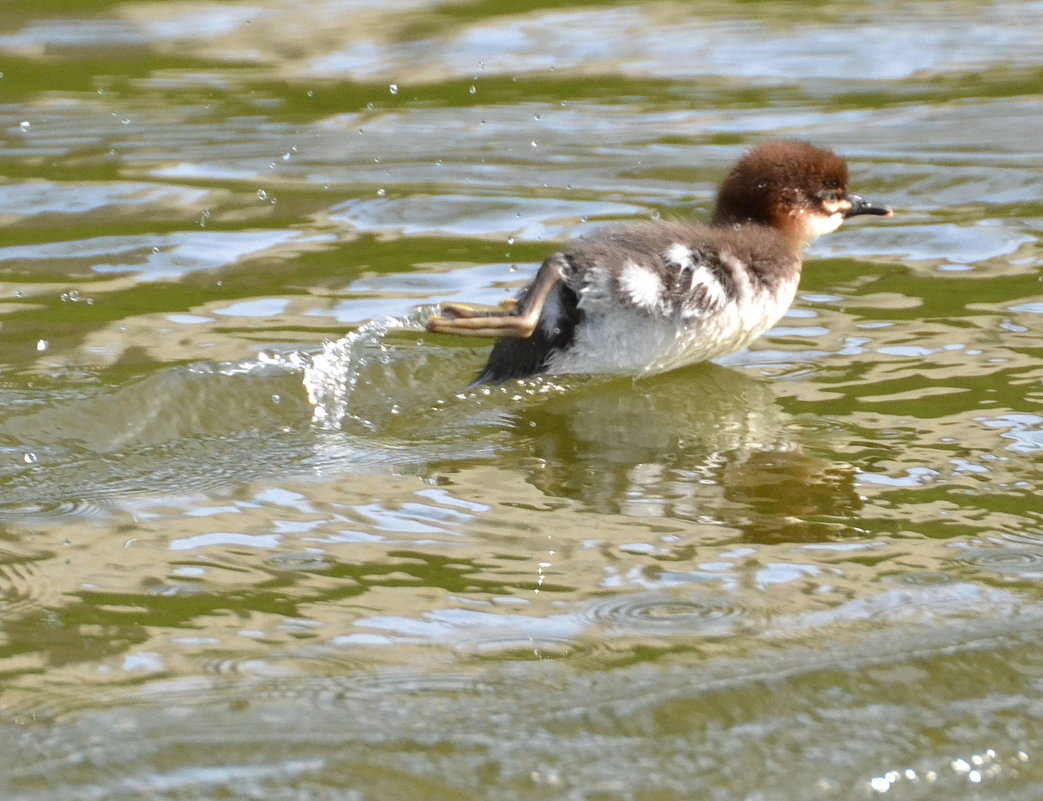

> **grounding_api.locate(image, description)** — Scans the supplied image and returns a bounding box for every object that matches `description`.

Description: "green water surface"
[2,1,1043,799]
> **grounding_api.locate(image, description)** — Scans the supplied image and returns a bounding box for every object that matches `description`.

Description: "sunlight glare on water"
[1,0,1043,799]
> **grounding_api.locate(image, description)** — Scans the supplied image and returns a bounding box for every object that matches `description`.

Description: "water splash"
[299,306,437,430]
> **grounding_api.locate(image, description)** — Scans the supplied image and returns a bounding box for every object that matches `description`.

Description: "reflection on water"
[508,365,863,542]
[2,0,1043,798]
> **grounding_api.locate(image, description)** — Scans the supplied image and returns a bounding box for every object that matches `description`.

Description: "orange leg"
[426,254,567,338]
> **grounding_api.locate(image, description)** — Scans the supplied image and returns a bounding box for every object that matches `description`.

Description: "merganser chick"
[426,141,892,384]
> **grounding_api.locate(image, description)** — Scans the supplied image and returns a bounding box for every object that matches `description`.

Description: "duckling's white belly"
[547,275,799,377]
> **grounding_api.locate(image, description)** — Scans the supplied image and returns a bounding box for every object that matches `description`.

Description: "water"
[2,0,1043,798]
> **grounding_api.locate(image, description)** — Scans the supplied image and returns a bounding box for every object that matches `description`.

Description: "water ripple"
[452,634,588,662]
[0,497,108,523]
[583,592,754,636]
[263,552,334,572]
[885,571,955,587]
[195,650,375,682]
[956,546,1043,579]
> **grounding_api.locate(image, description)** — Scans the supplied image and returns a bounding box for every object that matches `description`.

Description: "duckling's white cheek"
[804,212,845,240]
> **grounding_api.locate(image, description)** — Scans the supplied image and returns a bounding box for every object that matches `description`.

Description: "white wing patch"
[665,243,696,270]
[619,260,665,311]
[664,243,732,319]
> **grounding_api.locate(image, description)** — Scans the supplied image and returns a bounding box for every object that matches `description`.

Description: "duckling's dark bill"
[843,194,893,218]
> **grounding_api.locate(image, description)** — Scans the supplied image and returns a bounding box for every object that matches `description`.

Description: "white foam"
[299,307,434,430]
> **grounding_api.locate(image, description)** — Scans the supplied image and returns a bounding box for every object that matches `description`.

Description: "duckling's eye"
[817,189,842,204]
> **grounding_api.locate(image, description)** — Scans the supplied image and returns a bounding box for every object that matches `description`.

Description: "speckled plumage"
[473,221,800,383]
[428,141,892,384]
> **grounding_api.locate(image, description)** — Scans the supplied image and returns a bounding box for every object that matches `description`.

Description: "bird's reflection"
[504,363,860,544]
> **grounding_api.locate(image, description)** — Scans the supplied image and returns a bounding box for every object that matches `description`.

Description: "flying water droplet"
[389,83,398,95]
